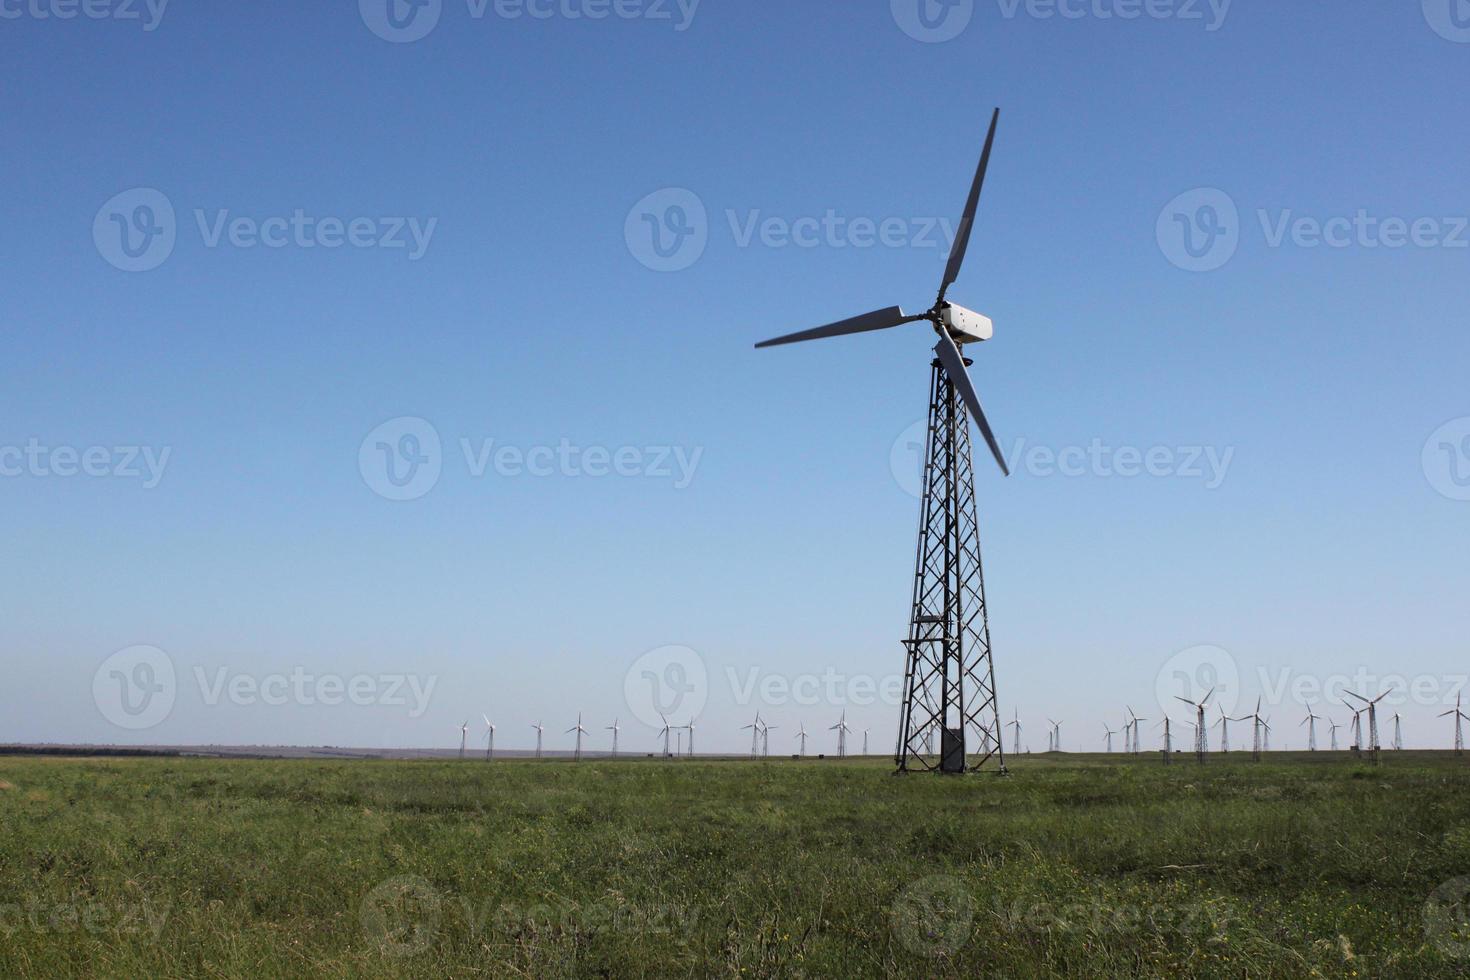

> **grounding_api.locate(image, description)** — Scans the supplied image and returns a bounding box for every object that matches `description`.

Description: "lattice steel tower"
[895,359,1005,774]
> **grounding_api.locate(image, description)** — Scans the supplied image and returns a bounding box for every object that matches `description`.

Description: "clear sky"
[3,1,1468,754]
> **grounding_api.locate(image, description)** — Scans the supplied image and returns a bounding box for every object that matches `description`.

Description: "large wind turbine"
[756,109,1012,775]
[1007,710,1021,756]
[483,715,496,761]
[531,721,544,760]
[457,721,469,760]
[606,718,620,757]
[795,723,809,758]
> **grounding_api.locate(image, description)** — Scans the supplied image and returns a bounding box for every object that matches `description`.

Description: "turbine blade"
[754,306,916,349]
[934,333,1009,476]
[939,107,1000,302]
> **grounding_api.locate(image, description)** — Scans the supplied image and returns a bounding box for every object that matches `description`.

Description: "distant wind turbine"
[566,713,588,762]
[830,712,852,758]
[1175,688,1214,764]
[1440,694,1469,754]
[482,715,496,761]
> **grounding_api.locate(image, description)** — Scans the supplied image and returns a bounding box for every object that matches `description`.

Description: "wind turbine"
[566,713,588,762]
[659,714,674,758]
[740,713,762,760]
[1215,707,1248,755]
[1440,694,1469,754]
[1007,710,1021,756]
[1328,718,1341,751]
[531,721,544,760]
[1300,709,1320,752]
[606,718,620,757]
[1127,707,1146,755]
[1102,723,1117,754]
[1345,690,1392,764]
[1344,702,1364,753]
[795,722,810,758]
[830,712,852,759]
[458,720,469,760]
[1048,719,1062,754]
[756,109,1013,776]
[762,721,778,758]
[482,715,496,761]
[1156,717,1173,765]
[863,728,871,756]
[1391,713,1403,751]
[683,716,697,757]
[1174,688,1213,764]
[1245,698,1269,762]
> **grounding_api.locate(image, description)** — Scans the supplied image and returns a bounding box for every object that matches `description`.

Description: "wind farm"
[9,3,1470,975]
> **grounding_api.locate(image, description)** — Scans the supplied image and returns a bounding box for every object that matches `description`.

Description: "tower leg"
[897,361,1005,775]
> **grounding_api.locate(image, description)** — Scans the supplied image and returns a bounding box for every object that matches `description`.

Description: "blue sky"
[2,1,1468,753]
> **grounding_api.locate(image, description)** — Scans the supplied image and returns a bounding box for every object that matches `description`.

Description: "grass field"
[4,752,1470,977]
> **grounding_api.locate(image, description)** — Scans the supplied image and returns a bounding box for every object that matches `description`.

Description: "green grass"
[4,752,1470,977]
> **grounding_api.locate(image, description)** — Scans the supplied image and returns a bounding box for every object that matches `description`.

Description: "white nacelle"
[940,303,994,345]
